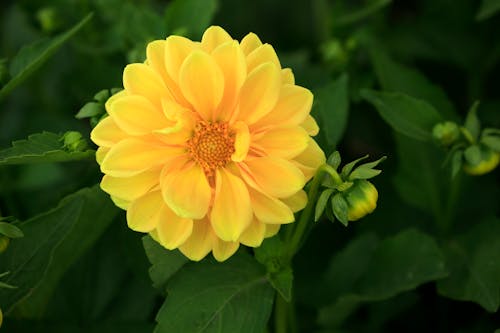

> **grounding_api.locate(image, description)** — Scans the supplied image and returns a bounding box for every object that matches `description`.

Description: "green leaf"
[464,145,482,166]
[0,186,117,313]
[361,89,443,142]
[313,74,349,148]
[370,48,457,120]
[165,0,218,39]
[0,222,23,238]
[75,102,104,119]
[340,155,368,178]
[0,13,93,100]
[327,151,342,170]
[333,0,392,26]
[331,193,349,226]
[437,217,500,312]
[318,229,448,327]
[0,132,94,166]
[481,135,500,152]
[268,267,293,302]
[464,101,481,142]
[142,236,188,292]
[154,252,274,333]
[348,168,381,180]
[315,189,334,222]
[476,0,500,20]
[451,149,463,179]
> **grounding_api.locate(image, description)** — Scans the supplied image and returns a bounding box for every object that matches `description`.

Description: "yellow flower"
[91,26,325,261]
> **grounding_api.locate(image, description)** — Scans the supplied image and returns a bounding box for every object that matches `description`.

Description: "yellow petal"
[201,26,233,52]
[179,51,224,120]
[246,44,281,73]
[109,95,169,135]
[237,62,281,124]
[147,40,191,107]
[239,219,266,247]
[231,121,250,162]
[248,187,294,224]
[281,190,307,213]
[165,35,199,83]
[156,205,193,250]
[91,116,128,148]
[105,90,127,112]
[254,84,313,130]
[123,63,173,108]
[240,32,262,55]
[96,147,109,165]
[281,68,295,84]
[100,168,160,202]
[212,238,239,262]
[126,190,164,232]
[179,219,214,261]
[101,139,182,177]
[161,163,212,219]
[212,41,247,121]
[252,126,309,159]
[301,115,319,136]
[241,157,305,198]
[293,138,326,181]
[264,224,280,238]
[111,196,130,210]
[210,168,252,241]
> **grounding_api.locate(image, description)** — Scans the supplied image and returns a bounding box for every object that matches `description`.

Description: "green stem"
[274,293,288,333]
[286,164,339,257]
[440,173,462,233]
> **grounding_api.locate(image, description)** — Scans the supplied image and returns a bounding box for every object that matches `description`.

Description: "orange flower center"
[187,121,235,175]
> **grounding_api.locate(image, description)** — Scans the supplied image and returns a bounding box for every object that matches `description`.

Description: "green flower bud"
[0,236,8,253]
[463,147,500,175]
[36,7,61,33]
[343,180,378,221]
[432,121,460,146]
[62,131,88,152]
[0,307,3,328]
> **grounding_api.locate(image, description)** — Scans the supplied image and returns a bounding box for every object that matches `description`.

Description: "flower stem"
[274,293,288,333]
[286,164,336,257]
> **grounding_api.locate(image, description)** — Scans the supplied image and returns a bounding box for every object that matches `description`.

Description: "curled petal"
[301,115,319,136]
[212,238,239,262]
[179,220,215,261]
[127,190,164,232]
[240,32,262,55]
[237,62,281,124]
[101,139,182,177]
[123,63,173,108]
[156,205,193,249]
[95,147,109,165]
[161,163,212,219]
[109,95,168,135]
[201,26,233,52]
[248,187,294,224]
[100,168,160,202]
[165,35,199,83]
[91,116,128,148]
[239,218,266,247]
[281,68,295,84]
[293,138,326,181]
[179,51,225,120]
[241,157,305,198]
[211,168,252,241]
[246,44,281,73]
[281,190,307,213]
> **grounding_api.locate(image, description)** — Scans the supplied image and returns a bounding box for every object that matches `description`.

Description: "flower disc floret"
[91,26,325,261]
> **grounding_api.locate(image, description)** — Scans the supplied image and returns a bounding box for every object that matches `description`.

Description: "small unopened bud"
[343,180,378,221]
[432,121,460,146]
[62,131,88,152]
[0,307,3,328]
[463,147,500,175]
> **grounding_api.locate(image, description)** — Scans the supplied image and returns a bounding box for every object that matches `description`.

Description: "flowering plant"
[0,1,499,332]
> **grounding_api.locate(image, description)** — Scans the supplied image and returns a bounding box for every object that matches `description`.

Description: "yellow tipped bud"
[463,148,500,175]
[0,235,9,254]
[343,180,378,221]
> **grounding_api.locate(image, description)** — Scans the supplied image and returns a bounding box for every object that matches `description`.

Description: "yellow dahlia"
[91,26,325,261]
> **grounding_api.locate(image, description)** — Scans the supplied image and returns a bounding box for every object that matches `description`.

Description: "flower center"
[187,121,235,175]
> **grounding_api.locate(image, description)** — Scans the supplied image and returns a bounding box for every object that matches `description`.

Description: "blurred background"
[1,0,499,332]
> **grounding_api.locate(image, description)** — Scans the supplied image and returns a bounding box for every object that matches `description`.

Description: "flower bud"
[0,307,3,328]
[432,121,460,146]
[343,180,378,221]
[463,147,500,175]
[0,236,9,253]
[62,131,88,152]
